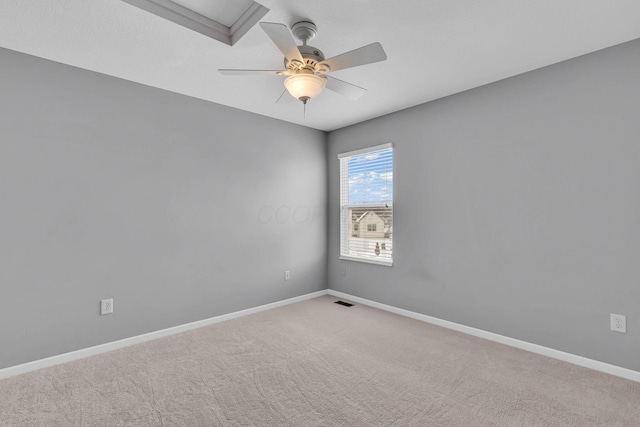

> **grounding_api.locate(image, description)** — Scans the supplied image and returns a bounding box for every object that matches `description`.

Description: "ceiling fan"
[219,21,387,105]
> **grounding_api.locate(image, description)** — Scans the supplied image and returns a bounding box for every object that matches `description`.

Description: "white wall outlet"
[101,298,114,315]
[284,270,290,281]
[610,313,626,333]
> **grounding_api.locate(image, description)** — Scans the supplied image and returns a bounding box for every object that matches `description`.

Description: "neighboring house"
[348,208,393,258]
[351,210,387,239]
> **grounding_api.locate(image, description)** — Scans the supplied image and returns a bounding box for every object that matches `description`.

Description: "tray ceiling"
[122,0,268,45]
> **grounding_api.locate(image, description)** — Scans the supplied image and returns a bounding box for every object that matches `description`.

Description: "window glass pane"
[339,145,393,265]
[347,149,393,204]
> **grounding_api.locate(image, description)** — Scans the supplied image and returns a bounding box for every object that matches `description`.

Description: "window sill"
[340,255,393,267]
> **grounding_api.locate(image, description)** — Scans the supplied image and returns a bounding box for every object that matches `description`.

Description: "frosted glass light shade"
[284,74,326,102]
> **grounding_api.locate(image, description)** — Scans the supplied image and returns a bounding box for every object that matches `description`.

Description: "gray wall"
[3,37,639,373]
[0,48,327,369]
[328,39,640,371]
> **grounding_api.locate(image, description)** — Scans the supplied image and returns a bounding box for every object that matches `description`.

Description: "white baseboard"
[4,288,638,384]
[0,290,329,380]
[328,289,640,383]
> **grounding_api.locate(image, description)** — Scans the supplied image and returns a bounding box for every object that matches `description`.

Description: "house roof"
[354,212,370,223]
[352,210,391,223]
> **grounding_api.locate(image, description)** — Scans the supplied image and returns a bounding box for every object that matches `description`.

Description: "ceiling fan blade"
[319,42,387,73]
[218,69,290,76]
[259,22,304,64]
[325,76,367,100]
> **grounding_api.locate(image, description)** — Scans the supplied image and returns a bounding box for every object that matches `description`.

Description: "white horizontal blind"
[339,144,393,265]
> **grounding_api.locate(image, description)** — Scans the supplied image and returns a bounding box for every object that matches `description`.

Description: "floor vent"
[334,300,354,307]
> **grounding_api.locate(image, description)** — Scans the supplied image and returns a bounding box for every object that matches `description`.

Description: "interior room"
[1,1,639,425]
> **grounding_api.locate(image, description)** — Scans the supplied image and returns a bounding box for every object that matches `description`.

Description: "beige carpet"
[1,295,639,426]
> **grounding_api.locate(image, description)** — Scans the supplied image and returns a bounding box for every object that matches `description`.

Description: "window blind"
[339,143,393,266]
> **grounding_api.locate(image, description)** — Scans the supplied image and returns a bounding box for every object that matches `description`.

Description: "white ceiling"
[1,1,639,131]
[169,0,256,27]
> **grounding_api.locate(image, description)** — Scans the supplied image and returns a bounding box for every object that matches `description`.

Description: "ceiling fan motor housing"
[285,45,326,71]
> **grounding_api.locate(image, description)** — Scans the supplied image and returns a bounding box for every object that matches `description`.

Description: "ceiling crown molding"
[121,0,268,46]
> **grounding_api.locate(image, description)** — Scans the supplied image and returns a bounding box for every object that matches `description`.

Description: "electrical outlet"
[101,299,114,315]
[340,265,347,276]
[284,270,290,281]
[610,313,626,333]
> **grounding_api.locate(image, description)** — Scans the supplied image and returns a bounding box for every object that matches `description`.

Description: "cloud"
[346,153,393,203]
[361,152,380,161]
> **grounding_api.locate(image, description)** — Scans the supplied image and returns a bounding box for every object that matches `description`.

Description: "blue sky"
[348,149,393,204]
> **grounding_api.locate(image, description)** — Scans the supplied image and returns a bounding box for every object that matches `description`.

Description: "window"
[339,143,393,266]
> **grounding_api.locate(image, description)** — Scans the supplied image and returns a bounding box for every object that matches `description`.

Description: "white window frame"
[339,143,393,267]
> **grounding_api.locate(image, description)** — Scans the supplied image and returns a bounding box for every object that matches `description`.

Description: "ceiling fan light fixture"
[284,74,326,103]
[219,21,387,106]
